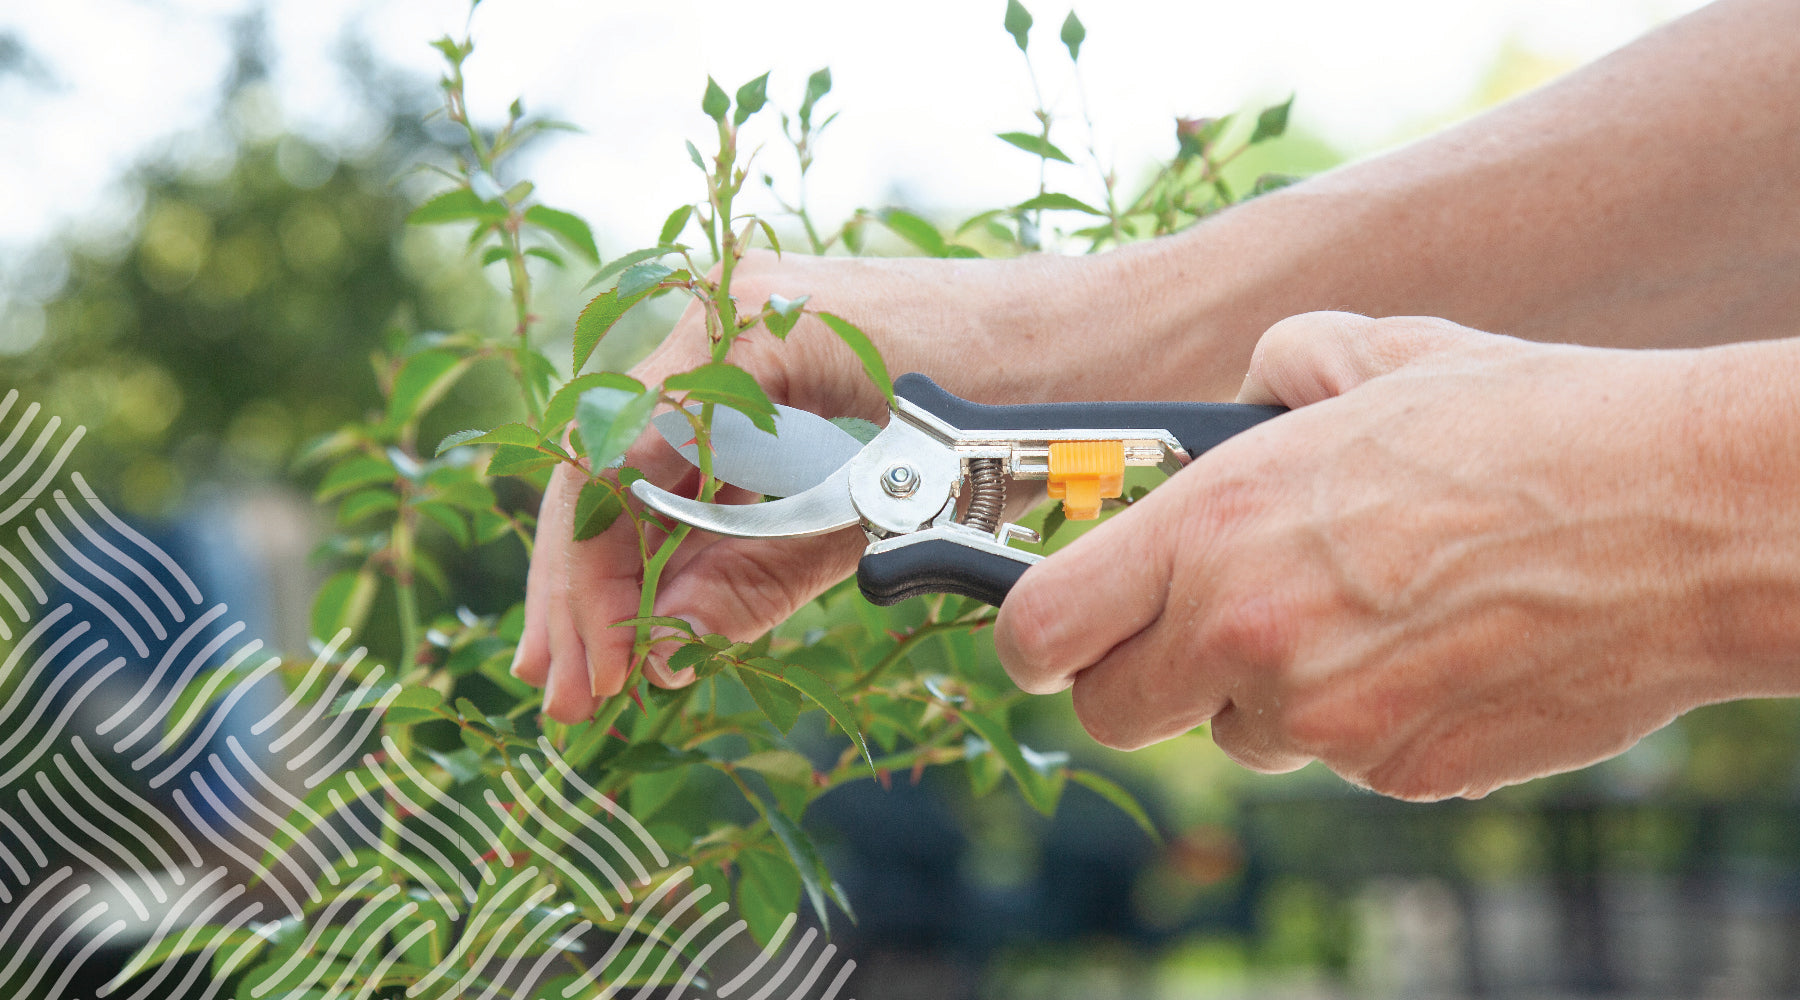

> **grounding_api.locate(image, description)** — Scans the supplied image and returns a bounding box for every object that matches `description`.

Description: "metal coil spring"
[963,458,1006,534]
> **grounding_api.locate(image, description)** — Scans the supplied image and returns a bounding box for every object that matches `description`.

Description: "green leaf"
[337,488,397,526]
[587,246,682,291]
[576,384,659,470]
[878,208,946,256]
[317,454,394,500]
[828,416,881,445]
[545,372,644,430]
[817,313,894,406]
[752,658,871,773]
[736,846,803,947]
[1250,172,1302,197]
[733,72,771,126]
[702,76,730,121]
[686,140,707,171]
[755,218,782,255]
[996,131,1074,164]
[486,444,558,477]
[658,204,693,245]
[962,708,1058,814]
[1004,0,1033,52]
[628,766,687,820]
[523,204,599,263]
[525,245,565,268]
[572,480,624,541]
[736,668,800,733]
[385,349,473,431]
[1250,94,1295,145]
[1069,769,1162,844]
[664,363,777,433]
[481,245,509,266]
[734,749,813,785]
[435,422,538,457]
[617,261,675,300]
[408,188,507,226]
[1014,192,1105,215]
[414,499,470,547]
[1060,10,1085,60]
[764,293,808,340]
[800,67,832,127]
[311,568,377,641]
[113,926,267,989]
[573,286,653,373]
[740,780,836,931]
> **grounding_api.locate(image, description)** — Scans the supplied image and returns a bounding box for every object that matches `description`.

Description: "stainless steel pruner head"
[632,374,1285,607]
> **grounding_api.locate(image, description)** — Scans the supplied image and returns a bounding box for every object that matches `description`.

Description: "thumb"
[1236,312,1472,407]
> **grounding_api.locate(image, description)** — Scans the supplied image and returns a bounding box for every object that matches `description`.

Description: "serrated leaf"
[736,669,800,733]
[879,208,946,256]
[572,480,624,541]
[573,286,654,373]
[1015,192,1104,215]
[576,384,659,470]
[733,72,770,126]
[311,568,377,641]
[816,313,893,406]
[1060,10,1085,60]
[317,454,394,500]
[736,846,802,948]
[828,416,880,445]
[1004,0,1033,52]
[409,188,507,226]
[961,708,1057,814]
[486,444,558,477]
[1069,769,1162,843]
[800,67,832,127]
[702,76,730,121]
[434,422,538,457]
[738,779,836,932]
[664,363,776,433]
[751,658,871,773]
[763,293,808,340]
[523,204,599,263]
[586,246,682,291]
[734,749,813,785]
[385,349,473,431]
[658,205,693,245]
[617,261,675,300]
[545,372,644,431]
[1250,94,1294,145]
[996,131,1073,164]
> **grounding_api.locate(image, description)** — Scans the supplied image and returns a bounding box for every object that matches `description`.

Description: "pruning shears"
[632,374,1285,607]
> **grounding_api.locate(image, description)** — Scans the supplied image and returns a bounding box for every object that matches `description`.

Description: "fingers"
[993,490,1175,696]
[1237,311,1476,407]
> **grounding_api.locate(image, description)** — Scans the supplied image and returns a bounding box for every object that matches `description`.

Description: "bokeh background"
[13,1,1800,998]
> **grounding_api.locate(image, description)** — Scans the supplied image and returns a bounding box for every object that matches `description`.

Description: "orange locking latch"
[1046,440,1125,520]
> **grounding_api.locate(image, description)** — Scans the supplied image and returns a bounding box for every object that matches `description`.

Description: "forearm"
[1103,0,1800,400]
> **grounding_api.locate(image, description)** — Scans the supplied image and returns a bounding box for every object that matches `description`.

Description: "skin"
[512,0,1800,798]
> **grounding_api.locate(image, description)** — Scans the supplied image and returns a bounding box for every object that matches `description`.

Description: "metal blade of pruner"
[651,403,864,498]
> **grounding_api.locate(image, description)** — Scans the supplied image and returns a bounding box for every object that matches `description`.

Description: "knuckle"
[1201,589,1297,671]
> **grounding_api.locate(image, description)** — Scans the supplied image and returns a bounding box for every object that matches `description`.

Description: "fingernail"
[644,614,705,688]
[509,646,526,678]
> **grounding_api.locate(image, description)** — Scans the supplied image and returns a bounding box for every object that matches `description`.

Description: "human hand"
[994,312,1786,800]
[512,250,1150,723]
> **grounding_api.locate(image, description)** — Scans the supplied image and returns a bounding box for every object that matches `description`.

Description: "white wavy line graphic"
[624,898,733,1000]
[188,770,316,906]
[334,772,461,911]
[170,787,305,918]
[143,649,286,784]
[356,919,439,1000]
[18,523,148,656]
[406,866,544,998]
[0,878,93,984]
[114,893,267,1000]
[0,801,50,885]
[71,472,204,602]
[225,735,360,869]
[0,643,126,787]
[520,918,596,998]
[663,915,748,1000]
[485,786,619,920]
[0,605,82,729]
[300,680,402,787]
[33,768,167,907]
[743,928,827,1000]
[0,865,76,962]
[255,628,355,741]
[604,880,716,999]
[384,736,512,872]
[99,865,237,998]
[511,759,643,900]
[245,867,385,996]
[107,605,242,748]
[14,900,113,999]
[269,646,370,753]
[69,736,206,869]
[439,878,556,1000]
[533,736,668,870]
[35,506,168,641]
[559,866,696,998]
[203,751,338,891]
[357,760,480,901]
[716,913,797,997]
[54,486,186,622]
[0,406,86,525]
[44,912,128,1000]
[0,531,48,605]
[473,900,578,1000]
[321,890,417,998]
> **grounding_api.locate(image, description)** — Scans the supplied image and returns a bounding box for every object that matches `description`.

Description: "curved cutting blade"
[652,403,865,498]
[630,465,860,539]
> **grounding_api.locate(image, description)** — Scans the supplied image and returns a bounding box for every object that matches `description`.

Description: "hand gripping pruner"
[632,374,1285,608]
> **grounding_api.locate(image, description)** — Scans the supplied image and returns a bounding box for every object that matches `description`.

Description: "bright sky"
[0,0,1708,280]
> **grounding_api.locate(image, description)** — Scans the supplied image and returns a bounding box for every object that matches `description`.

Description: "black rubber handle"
[858,539,1032,607]
[893,373,1286,459]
